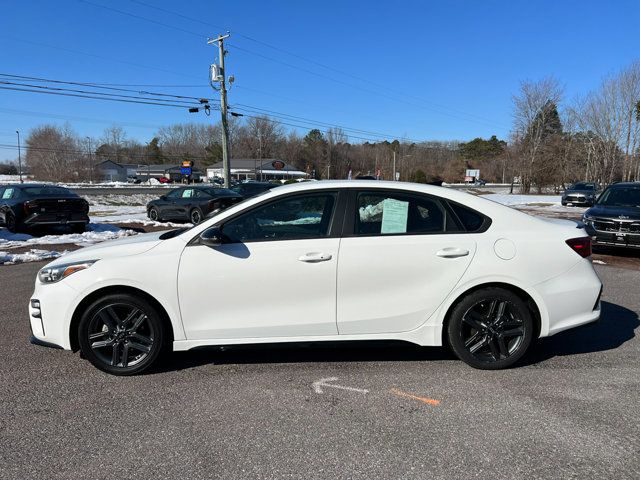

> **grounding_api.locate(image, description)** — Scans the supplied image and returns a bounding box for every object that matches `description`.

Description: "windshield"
[596,187,640,207]
[22,186,75,196]
[570,182,596,190]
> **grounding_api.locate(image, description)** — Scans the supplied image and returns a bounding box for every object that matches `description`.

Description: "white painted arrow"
[312,377,369,395]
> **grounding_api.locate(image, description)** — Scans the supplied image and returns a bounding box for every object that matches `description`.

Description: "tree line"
[18,60,640,189]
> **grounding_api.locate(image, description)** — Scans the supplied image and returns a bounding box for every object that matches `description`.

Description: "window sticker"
[2,188,13,199]
[381,198,409,234]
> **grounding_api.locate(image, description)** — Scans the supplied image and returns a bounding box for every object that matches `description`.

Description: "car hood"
[44,231,165,266]
[585,205,640,220]
[563,189,596,195]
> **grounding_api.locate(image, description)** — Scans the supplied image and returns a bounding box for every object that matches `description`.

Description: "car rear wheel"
[148,207,160,222]
[78,293,166,376]
[190,208,203,224]
[447,288,534,370]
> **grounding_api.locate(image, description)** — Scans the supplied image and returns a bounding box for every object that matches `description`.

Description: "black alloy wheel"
[447,288,533,370]
[190,208,202,224]
[148,207,160,222]
[78,294,165,375]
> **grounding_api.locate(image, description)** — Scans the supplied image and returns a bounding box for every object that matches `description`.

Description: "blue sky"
[1,0,639,161]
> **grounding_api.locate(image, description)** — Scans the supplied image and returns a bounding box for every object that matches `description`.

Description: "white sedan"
[29,181,602,375]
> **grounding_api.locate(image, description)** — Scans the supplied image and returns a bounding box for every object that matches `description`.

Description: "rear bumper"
[532,259,602,337]
[24,213,89,226]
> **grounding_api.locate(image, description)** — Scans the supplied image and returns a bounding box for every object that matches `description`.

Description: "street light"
[15,130,23,183]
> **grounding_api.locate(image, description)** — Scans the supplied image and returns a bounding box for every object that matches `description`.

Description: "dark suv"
[562,182,600,206]
[0,184,89,233]
[583,182,640,249]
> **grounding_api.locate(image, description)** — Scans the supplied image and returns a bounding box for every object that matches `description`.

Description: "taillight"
[23,200,36,214]
[566,237,592,258]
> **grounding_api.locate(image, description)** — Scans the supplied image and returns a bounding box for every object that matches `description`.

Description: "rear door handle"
[436,247,469,258]
[298,252,333,263]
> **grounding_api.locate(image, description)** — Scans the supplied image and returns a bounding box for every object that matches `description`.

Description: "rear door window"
[355,191,445,235]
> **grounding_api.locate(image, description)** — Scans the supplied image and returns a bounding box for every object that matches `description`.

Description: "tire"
[148,207,160,222]
[5,212,19,233]
[78,293,166,376]
[447,287,534,370]
[190,208,203,225]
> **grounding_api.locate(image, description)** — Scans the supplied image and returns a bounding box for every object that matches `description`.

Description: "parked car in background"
[31,180,601,375]
[231,181,281,199]
[146,185,242,225]
[0,184,89,233]
[582,182,640,249]
[562,182,601,206]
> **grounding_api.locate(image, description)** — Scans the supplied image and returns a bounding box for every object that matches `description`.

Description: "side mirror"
[199,227,226,247]
[160,195,167,201]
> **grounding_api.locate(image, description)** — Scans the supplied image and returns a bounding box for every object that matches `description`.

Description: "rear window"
[449,202,487,232]
[22,186,75,197]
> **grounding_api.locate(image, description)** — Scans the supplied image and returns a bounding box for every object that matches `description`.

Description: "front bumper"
[29,279,79,350]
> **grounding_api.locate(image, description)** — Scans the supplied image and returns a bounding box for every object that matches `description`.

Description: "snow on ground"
[0,249,67,265]
[484,193,588,215]
[0,223,137,249]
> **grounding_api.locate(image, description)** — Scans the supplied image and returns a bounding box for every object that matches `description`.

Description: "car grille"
[592,217,640,247]
[565,194,586,202]
[593,218,640,233]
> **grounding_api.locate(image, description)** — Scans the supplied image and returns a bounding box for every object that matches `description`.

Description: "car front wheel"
[447,288,534,370]
[190,208,203,224]
[78,293,166,375]
[148,207,160,222]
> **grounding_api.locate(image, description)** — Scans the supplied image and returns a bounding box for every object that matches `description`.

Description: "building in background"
[96,160,139,182]
[206,158,307,182]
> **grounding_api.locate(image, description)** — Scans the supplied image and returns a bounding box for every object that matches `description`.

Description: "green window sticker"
[381,198,409,234]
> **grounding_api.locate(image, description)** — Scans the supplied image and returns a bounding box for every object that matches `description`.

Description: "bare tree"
[512,77,564,192]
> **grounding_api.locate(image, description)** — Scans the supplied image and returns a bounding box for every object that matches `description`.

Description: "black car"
[0,184,89,233]
[147,186,243,224]
[231,181,280,199]
[561,181,601,206]
[583,182,640,249]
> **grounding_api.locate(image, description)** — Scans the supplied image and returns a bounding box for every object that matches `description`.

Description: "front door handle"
[298,252,333,263]
[436,247,469,258]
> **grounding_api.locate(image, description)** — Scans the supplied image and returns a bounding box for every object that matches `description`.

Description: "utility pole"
[86,136,93,184]
[208,33,231,188]
[16,130,23,183]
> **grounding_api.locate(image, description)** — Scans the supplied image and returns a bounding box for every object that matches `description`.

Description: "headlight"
[38,260,98,284]
[582,215,595,225]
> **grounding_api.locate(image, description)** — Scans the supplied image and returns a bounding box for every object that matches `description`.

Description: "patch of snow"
[0,249,66,265]
[592,259,607,265]
[0,223,137,248]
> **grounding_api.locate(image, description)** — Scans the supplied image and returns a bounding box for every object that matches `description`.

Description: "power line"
[0,72,420,143]
[0,73,217,103]
[231,104,423,143]
[0,84,207,109]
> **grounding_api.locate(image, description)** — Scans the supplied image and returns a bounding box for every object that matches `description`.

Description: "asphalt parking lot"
[1,262,639,480]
